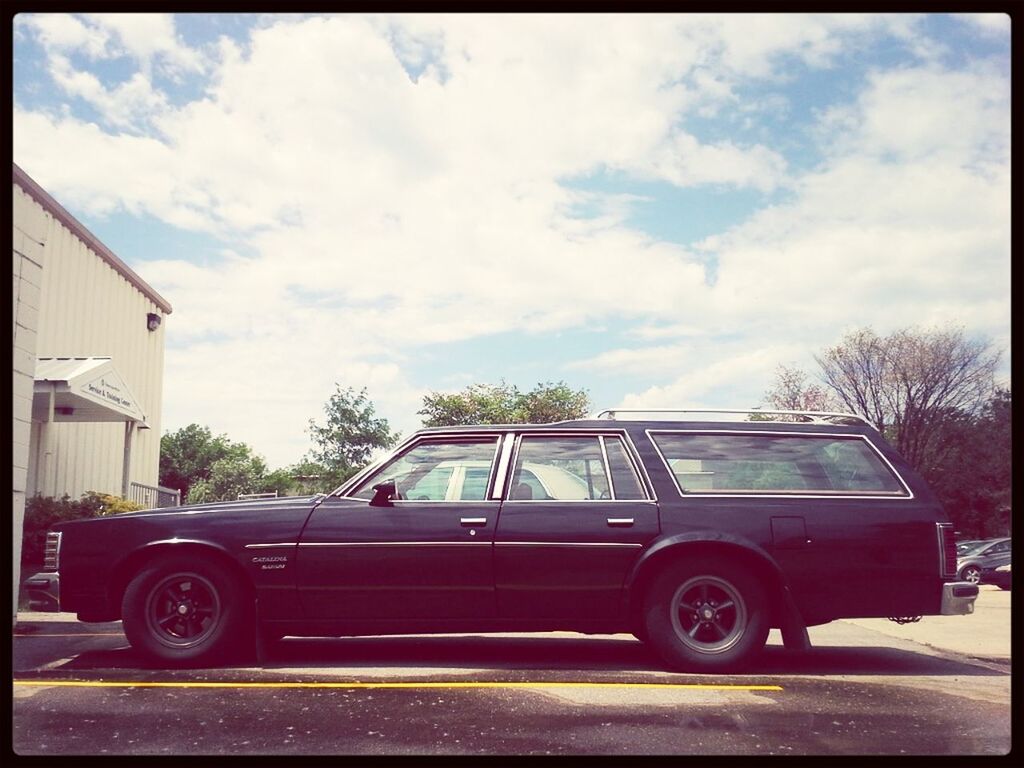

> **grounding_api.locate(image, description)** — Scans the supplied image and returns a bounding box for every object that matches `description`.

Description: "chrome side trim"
[297,541,490,547]
[645,429,914,500]
[499,499,652,504]
[598,435,615,500]
[491,432,516,500]
[496,541,644,548]
[244,543,297,549]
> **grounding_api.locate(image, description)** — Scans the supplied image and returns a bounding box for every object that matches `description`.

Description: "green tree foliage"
[160,424,252,501]
[161,424,297,502]
[921,388,1011,538]
[419,381,591,427]
[187,453,269,504]
[307,385,398,489]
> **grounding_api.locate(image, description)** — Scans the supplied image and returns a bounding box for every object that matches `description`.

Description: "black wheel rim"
[670,575,747,655]
[145,572,221,649]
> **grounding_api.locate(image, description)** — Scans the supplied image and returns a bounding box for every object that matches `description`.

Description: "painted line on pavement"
[14,680,783,691]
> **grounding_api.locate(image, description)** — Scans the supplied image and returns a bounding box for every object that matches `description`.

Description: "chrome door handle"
[606,518,634,527]
[460,517,487,527]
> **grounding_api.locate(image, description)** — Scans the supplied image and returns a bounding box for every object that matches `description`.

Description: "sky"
[12,12,1012,470]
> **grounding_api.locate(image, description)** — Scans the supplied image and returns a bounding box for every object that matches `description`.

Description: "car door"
[493,432,659,621]
[295,436,501,620]
[980,539,1011,569]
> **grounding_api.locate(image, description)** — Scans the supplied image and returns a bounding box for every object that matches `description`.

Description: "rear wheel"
[122,556,250,666]
[643,558,770,673]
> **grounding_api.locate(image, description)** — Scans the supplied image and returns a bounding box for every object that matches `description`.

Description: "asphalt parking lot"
[11,586,1012,756]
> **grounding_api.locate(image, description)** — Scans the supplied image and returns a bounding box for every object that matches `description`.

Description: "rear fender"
[625,532,802,636]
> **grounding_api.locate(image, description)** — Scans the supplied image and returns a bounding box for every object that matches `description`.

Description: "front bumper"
[23,571,60,612]
[940,581,978,615]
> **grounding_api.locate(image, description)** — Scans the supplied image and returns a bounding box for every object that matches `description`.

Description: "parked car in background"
[980,562,1011,590]
[956,539,985,556]
[956,538,1011,584]
[26,408,978,672]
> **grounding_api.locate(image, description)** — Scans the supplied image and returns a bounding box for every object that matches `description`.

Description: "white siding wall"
[13,181,48,613]
[15,182,167,499]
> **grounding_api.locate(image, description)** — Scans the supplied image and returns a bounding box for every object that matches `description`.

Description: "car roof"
[414,419,873,435]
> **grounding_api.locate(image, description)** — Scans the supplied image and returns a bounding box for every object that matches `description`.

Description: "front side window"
[650,432,907,496]
[349,438,499,501]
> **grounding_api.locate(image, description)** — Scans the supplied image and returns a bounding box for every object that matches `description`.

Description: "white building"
[13,162,175,608]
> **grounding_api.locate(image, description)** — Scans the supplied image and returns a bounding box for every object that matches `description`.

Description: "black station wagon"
[29,409,978,671]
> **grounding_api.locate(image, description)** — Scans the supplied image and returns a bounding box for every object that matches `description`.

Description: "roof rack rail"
[592,408,872,427]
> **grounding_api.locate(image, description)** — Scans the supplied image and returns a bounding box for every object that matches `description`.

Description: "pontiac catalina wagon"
[29,408,978,671]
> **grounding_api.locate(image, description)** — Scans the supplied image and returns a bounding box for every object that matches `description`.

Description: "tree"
[763,365,841,412]
[187,454,268,503]
[419,380,591,427]
[814,326,1001,472]
[160,424,252,501]
[922,387,1011,538]
[307,385,398,488]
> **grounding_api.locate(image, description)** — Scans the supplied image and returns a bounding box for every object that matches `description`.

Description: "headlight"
[995,564,1011,573]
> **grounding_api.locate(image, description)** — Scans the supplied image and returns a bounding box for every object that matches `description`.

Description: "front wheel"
[643,559,770,673]
[122,556,250,666]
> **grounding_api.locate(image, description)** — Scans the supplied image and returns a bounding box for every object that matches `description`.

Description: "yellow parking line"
[14,680,783,691]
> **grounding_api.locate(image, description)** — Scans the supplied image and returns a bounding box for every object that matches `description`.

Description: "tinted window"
[459,466,492,501]
[510,437,610,500]
[604,436,646,500]
[350,438,499,501]
[651,433,907,496]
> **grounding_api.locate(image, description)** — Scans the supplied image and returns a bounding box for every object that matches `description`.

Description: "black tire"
[122,555,250,666]
[643,558,770,673]
[960,565,981,584]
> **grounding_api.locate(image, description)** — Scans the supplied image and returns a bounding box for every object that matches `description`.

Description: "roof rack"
[592,408,872,427]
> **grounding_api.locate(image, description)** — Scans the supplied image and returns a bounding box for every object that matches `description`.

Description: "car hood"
[74,494,326,523]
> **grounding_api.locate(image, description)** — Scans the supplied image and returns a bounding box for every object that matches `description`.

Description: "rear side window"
[649,432,908,496]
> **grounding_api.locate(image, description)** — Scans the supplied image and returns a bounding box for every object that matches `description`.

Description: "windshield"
[959,540,994,556]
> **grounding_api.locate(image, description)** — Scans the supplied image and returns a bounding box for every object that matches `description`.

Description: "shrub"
[21,495,98,565]
[82,491,145,516]
[20,492,144,565]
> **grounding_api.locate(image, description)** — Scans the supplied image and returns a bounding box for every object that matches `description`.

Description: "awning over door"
[32,357,147,425]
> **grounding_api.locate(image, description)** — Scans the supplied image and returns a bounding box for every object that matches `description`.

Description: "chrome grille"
[43,531,62,571]
[936,523,957,579]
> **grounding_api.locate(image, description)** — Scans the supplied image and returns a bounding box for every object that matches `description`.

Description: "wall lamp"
[147,313,162,332]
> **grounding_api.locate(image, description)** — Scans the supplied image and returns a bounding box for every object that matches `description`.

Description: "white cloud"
[17,13,111,58]
[83,13,205,76]
[12,14,1010,466]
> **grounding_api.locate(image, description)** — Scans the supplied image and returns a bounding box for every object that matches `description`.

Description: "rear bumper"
[940,581,978,615]
[23,571,60,612]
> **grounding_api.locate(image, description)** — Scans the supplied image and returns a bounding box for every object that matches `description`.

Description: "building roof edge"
[13,162,173,315]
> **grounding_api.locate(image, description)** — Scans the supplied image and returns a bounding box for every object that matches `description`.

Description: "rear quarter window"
[649,431,909,497]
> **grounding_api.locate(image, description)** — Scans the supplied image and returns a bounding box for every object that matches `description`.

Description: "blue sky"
[13,13,1012,469]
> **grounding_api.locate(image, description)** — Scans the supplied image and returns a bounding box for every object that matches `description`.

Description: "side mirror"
[369,479,398,507]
